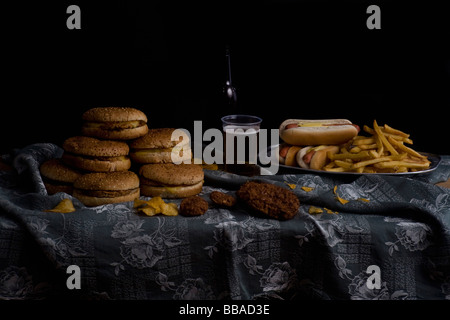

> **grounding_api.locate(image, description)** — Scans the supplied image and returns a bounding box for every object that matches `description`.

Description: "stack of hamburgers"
[40,107,204,206]
[129,128,204,199]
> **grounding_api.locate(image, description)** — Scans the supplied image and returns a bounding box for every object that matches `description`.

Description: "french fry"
[363,125,375,135]
[369,150,379,159]
[387,136,427,159]
[373,120,398,156]
[353,138,376,145]
[334,160,353,169]
[385,134,413,144]
[350,156,393,169]
[350,146,362,153]
[375,133,384,156]
[358,143,378,150]
[364,124,412,144]
[321,120,430,174]
[328,151,370,161]
[383,124,410,138]
[353,138,376,146]
[323,166,347,172]
[374,160,430,170]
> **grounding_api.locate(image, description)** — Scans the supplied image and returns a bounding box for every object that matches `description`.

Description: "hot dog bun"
[309,146,339,170]
[296,145,339,170]
[284,146,301,167]
[296,146,313,169]
[279,119,359,146]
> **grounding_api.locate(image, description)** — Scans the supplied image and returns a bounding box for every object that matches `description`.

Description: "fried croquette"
[236,181,300,220]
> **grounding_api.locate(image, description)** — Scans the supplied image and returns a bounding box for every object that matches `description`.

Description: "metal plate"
[264,145,441,176]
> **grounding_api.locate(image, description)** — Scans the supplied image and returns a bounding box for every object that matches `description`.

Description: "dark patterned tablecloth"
[0,143,449,300]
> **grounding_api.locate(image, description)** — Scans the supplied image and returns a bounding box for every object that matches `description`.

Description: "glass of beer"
[221,114,262,176]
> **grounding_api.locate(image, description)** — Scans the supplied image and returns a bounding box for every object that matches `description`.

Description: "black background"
[2,0,450,155]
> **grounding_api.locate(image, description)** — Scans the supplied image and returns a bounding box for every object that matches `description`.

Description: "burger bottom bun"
[140,181,203,199]
[62,153,131,172]
[73,188,140,207]
[81,125,149,140]
[130,149,192,164]
[44,182,74,195]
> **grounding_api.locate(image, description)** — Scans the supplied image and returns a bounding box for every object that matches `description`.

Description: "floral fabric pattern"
[0,143,450,300]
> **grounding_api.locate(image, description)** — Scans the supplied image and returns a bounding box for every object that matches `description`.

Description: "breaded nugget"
[179,196,209,216]
[210,191,236,207]
[236,181,300,220]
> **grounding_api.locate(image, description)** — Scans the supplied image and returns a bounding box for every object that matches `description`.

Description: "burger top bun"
[74,171,139,192]
[139,163,204,198]
[40,158,82,184]
[129,128,192,164]
[82,107,147,123]
[73,171,140,207]
[62,136,131,172]
[63,136,129,157]
[40,158,83,195]
[139,163,203,186]
[130,128,190,149]
[81,107,148,140]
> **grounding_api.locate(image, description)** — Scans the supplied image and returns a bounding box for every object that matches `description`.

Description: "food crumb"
[284,182,297,190]
[308,206,323,215]
[336,196,350,205]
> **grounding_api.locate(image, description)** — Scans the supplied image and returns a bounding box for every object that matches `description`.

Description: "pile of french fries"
[323,120,431,173]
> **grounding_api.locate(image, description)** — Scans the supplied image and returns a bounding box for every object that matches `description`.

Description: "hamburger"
[81,107,148,140]
[129,128,192,164]
[73,171,140,207]
[40,158,82,195]
[139,163,204,198]
[62,136,131,172]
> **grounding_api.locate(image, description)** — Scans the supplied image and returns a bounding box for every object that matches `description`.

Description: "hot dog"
[279,119,359,146]
[296,145,340,170]
[279,144,340,170]
[278,144,301,166]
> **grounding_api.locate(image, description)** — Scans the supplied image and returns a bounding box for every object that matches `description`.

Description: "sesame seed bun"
[73,171,140,206]
[139,163,204,198]
[82,107,147,122]
[81,107,148,140]
[62,136,131,172]
[40,158,83,195]
[129,128,192,164]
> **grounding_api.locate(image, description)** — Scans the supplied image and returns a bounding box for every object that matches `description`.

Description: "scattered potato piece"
[45,198,76,213]
[134,197,179,217]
